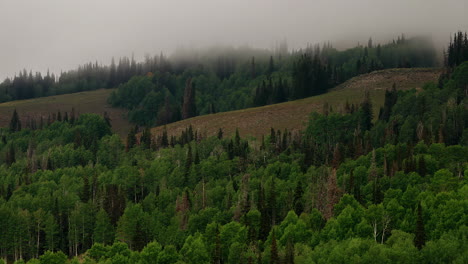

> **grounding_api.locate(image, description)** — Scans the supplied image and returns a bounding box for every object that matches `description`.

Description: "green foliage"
[39,251,67,264]
[0,60,466,263]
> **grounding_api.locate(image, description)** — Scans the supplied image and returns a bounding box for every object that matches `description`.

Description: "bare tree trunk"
[381,215,391,244]
[373,222,378,242]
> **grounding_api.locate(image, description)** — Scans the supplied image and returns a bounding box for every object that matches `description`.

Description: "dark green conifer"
[414,202,426,250]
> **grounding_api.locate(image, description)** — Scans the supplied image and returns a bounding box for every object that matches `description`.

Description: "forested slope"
[148,68,441,140]
[0,59,466,263]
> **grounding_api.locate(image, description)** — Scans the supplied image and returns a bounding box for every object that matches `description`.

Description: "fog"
[0,0,467,80]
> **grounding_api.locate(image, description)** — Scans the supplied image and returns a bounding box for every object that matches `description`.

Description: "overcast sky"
[0,0,467,80]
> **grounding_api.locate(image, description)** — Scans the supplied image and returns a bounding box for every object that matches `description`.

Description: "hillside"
[0,89,131,136]
[151,68,442,140]
[0,68,442,139]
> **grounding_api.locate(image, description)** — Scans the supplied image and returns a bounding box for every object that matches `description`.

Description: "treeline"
[108,35,438,127]
[1,35,438,127]
[446,31,468,68]
[0,60,466,263]
[0,54,172,103]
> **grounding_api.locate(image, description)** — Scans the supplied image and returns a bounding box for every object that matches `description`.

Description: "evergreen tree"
[161,127,169,148]
[270,229,279,264]
[182,78,196,119]
[284,238,294,264]
[108,57,117,88]
[184,145,193,185]
[6,144,16,166]
[140,127,152,149]
[70,107,76,124]
[414,202,426,250]
[126,126,137,152]
[9,109,21,132]
[251,56,256,79]
[360,90,373,131]
[258,185,270,241]
[268,56,275,76]
[293,181,304,215]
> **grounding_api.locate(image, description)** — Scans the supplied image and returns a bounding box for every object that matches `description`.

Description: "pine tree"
[140,127,152,149]
[284,238,294,264]
[184,145,193,185]
[360,90,373,131]
[126,126,137,152]
[268,177,277,226]
[251,56,256,79]
[6,144,16,166]
[217,128,223,139]
[161,127,169,148]
[108,57,117,87]
[9,109,21,132]
[258,185,270,241]
[293,181,304,215]
[182,78,196,119]
[270,229,279,264]
[70,107,76,124]
[414,202,426,250]
[331,143,341,168]
[268,56,275,76]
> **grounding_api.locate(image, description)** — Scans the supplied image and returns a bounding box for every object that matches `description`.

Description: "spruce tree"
[414,202,426,250]
[126,126,137,152]
[6,144,16,166]
[141,127,152,149]
[161,127,169,148]
[293,181,304,215]
[284,238,294,264]
[258,185,270,241]
[268,56,275,76]
[184,145,193,185]
[360,90,373,131]
[270,229,279,264]
[182,78,196,119]
[9,109,21,132]
[217,128,223,139]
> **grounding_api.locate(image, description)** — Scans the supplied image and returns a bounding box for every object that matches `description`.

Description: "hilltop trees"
[182,78,196,119]
[446,31,468,68]
[292,54,330,99]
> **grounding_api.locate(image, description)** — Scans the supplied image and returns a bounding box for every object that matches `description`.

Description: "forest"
[0,28,467,263]
[0,35,439,127]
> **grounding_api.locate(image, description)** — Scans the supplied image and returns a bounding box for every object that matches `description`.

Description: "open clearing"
[150,68,442,140]
[0,89,131,136]
[0,68,442,139]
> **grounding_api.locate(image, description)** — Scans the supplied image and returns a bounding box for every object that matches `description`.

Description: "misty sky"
[0,0,467,80]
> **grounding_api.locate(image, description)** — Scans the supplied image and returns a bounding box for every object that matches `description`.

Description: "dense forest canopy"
[0,36,466,264]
